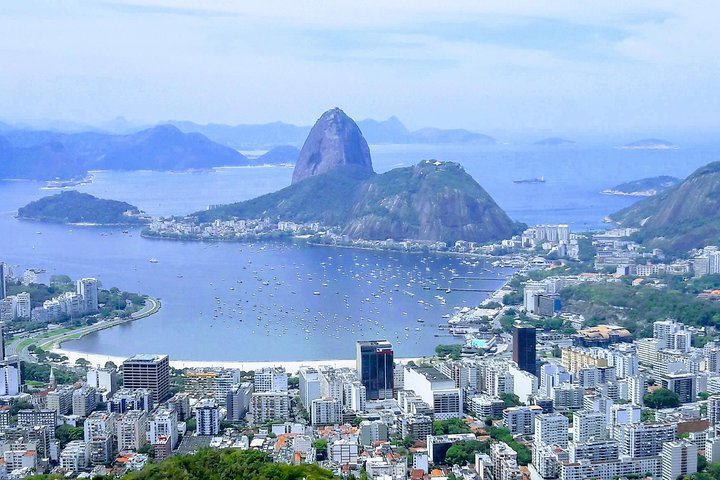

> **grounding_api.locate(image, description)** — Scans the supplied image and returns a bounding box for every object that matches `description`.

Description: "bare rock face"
[291,108,374,184]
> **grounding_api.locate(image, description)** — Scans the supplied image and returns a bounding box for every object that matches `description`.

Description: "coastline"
[50,347,425,374]
[11,298,162,363]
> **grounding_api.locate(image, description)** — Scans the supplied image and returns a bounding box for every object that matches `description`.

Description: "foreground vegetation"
[28,449,336,480]
[560,275,720,338]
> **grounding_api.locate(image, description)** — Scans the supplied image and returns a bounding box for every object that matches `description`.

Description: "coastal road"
[6,298,161,364]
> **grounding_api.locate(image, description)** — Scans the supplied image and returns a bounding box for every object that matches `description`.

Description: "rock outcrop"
[194,109,519,244]
[291,108,374,184]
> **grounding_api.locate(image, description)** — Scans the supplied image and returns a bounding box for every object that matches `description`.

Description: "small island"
[17,190,150,225]
[619,138,675,150]
[601,176,680,197]
[534,137,574,146]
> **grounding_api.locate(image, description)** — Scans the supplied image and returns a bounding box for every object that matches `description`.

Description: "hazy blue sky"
[1,1,718,137]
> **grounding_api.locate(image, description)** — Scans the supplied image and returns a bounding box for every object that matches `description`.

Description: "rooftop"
[409,366,453,383]
[124,354,169,363]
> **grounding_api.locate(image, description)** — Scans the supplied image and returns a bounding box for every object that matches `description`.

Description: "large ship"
[513,176,545,184]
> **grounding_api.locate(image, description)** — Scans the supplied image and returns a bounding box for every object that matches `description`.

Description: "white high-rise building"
[653,319,692,352]
[627,375,645,406]
[508,363,538,404]
[195,399,220,436]
[320,370,344,401]
[573,411,609,442]
[616,422,676,458]
[254,367,288,393]
[503,405,542,435]
[76,278,99,313]
[299,366,321,409]
[84,411,116,466]
[226,383,253,421]
[72,385,97,417]
[403,366,462,420]
[87,367,118,394]
[14,293,31,319]
[117,410,147,451]
[150,407,178,449]
[250,391,290,423]
[311,397,343,426]
[539,364,572,398]
[708,395,720,426]
[348,381,366,412]
[661,440,697,480]
[59,440,89,471]
[534,413,569,447]
[0,359,21,396]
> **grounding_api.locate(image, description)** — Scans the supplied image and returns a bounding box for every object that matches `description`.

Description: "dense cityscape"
[2,218,720,480]
[3,2,719,479]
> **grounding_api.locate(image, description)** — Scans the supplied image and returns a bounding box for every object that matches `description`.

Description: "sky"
[1,0,719,138]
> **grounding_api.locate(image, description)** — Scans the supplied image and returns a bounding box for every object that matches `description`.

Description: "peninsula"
[144,108,520,244]
[601,176,680,197]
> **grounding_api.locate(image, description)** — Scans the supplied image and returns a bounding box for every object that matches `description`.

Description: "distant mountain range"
[195,108,520,243]
[168,116,496,149]
[0,125,248,180]
[0,115,498,180]
[609,162,720,252]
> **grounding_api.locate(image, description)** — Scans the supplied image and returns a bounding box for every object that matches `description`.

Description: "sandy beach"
[52,347,424,374]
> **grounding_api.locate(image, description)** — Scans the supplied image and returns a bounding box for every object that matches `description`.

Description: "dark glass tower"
[513,325,537,375]
[356,340,394,400]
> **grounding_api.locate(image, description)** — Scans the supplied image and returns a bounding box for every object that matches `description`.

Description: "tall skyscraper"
[122,354,170,403]
[356,340,394,400]
[0,263,6,300]
[513,325,537,375]
[0,321,5,360]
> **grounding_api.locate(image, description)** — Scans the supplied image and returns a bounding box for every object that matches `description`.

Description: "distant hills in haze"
[619,138,675,150]
[0,125,249,180]
[168,116,497,149]
[0,114,500,180]
[534,137,574,146]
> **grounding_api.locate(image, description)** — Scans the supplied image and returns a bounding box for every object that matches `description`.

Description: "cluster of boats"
[169,243,511,355]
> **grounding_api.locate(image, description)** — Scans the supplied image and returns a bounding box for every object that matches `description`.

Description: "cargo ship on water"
[513,176,545,184]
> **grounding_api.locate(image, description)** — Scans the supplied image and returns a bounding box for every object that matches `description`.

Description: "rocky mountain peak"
[291,108,374,184]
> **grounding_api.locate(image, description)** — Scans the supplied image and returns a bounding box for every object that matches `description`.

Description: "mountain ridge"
[0,125,248,180]
[610,161,720,252]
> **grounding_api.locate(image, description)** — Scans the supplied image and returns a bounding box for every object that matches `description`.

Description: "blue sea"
[0,142,715,361]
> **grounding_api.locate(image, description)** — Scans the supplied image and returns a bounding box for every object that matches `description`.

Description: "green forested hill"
[18,190,149,225]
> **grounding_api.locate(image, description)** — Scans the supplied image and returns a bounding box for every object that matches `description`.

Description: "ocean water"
[0,142,716,360]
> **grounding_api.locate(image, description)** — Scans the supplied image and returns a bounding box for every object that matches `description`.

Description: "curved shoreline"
[48,297,161,351]
[9,297,162,363]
